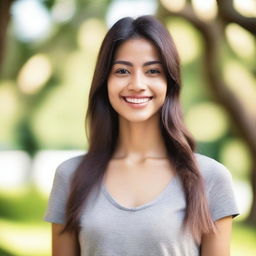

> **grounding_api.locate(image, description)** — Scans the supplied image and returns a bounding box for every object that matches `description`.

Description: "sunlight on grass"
[231,221,256,256]
[0,214,255,256]
[0,186,29,197]
[0,219,50,256]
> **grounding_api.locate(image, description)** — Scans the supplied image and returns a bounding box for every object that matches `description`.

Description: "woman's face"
[107,38,167,123]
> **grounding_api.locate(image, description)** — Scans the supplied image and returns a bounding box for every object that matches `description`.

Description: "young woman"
[44,15,239,256]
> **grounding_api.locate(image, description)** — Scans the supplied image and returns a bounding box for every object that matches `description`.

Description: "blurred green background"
[0,0,255,255]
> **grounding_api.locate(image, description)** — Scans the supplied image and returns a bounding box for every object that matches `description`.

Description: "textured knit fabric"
[44,153,240,256]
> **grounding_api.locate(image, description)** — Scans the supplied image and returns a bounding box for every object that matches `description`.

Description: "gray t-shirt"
[44,153,239,256]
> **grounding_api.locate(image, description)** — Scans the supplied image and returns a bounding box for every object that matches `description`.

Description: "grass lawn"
[0,219,255,256]
[0,187,255,256]
[231,220,256,256]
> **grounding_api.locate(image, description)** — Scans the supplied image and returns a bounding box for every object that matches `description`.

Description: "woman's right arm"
[52,223,80,256]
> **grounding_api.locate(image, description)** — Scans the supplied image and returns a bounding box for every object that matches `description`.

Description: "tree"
[0,0,112,153]
[157,0,256,224]
[0,0,14,73]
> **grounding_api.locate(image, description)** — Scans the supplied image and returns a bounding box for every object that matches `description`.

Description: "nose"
[127,71,146,91]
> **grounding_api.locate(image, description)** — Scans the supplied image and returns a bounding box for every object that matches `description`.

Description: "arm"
[52,223,80,256]
[200,216,233,256]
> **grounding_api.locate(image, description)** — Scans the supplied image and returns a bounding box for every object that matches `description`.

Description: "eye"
[147,69,161,74]
[115,68,130,74]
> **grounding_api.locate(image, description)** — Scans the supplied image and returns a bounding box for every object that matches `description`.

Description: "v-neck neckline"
[101,175,177,211]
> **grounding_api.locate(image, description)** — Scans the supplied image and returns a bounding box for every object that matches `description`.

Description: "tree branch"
[157,2,256,152]
[216,0,256,35]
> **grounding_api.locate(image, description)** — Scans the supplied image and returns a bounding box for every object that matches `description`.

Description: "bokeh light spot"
[160,0,186,12]
[224,60,256,114]
[234,0,256,17]
[185,102,229,142]
[166,19,201,64]
[11,0,52,42]
[51,0,76,23]
[17,54,52,94]
[192,0,217,21]
[225,23,255,60]
[220,139,252,180]
[77,18,107,53]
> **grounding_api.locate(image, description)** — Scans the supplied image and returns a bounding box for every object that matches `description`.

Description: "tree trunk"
[0,0,13,74]
[156,1,256,225]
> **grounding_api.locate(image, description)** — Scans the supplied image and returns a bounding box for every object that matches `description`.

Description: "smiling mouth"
[121,96,153,104]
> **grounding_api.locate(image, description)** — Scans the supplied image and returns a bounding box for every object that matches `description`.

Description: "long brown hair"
[62,15,215,243]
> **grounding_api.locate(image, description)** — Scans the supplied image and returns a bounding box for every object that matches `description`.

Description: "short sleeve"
[206,162,240,222]
[43,164,71,224]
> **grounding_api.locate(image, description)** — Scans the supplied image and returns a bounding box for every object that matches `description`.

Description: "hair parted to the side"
[61,15,216,243]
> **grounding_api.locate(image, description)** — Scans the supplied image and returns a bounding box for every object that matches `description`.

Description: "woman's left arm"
[200,216,233,256]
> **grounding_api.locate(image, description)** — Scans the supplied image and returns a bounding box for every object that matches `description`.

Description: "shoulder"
[193,152,233,185]
[193,153,240,220]
[55,154,86,181]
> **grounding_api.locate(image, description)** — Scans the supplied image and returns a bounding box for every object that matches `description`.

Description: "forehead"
[113,38,161,62]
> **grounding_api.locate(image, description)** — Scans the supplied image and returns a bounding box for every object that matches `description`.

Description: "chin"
[119,113,158,123]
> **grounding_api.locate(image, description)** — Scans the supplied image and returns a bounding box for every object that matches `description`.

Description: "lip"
[120,95,153,108]
[121,95,153,99]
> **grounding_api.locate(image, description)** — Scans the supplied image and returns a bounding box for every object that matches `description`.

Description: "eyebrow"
[113,60,162,66]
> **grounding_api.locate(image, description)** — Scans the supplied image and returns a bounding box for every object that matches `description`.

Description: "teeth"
[124,97,152,104]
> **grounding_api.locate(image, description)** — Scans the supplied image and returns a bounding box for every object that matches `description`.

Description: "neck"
[113,114,168,161]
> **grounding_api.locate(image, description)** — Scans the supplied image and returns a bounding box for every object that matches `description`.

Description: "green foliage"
[0,186,47,222]
[42,0,56,9]
[0,247,15,256]
[15,119,40,155]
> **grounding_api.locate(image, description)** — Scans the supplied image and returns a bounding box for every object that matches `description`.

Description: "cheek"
[153,81,167,99]
[107,76,127,100]
[107,77,115,96]
[107,79,120,107]
[108,76,121,93]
